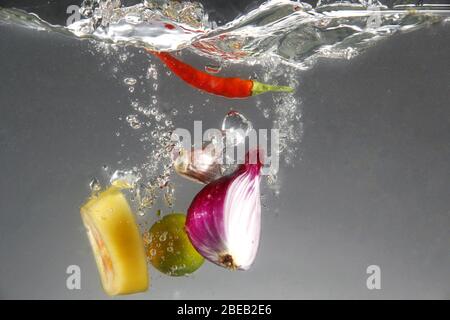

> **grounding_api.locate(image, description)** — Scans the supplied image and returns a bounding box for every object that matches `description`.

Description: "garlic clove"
[173,145,222,184]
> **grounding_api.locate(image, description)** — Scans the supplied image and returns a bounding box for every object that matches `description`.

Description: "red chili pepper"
[146,50,294,99]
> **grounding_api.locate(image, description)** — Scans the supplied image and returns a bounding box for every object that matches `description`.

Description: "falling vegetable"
[172,145,222,184]
[145,213,204,276]
[146,49,294,98]
[185,149,263,270]
[80,186,149,296]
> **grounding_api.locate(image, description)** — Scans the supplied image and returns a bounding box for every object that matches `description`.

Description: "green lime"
[145,213,204,276]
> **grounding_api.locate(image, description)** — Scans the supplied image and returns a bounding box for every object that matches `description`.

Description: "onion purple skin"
[185,150,263,271]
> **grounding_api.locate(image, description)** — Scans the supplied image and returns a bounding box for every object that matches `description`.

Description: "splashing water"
[1,0,449,211]
[2,1,448,64]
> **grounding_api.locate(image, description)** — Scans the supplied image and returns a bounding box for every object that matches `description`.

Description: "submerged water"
[1,0,449,211]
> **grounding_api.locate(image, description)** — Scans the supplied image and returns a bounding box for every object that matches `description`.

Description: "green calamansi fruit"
[145,213,204,276]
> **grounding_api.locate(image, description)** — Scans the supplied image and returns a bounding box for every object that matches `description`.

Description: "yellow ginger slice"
[80,186,149,295]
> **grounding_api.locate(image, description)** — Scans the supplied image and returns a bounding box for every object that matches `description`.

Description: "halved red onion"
[185,149,262,270]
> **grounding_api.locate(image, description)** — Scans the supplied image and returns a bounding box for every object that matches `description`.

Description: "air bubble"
[164,183,175,207]
[159,232,168,242]
[89,177,101,192]
[126,114,142,129]
[204,64,222,74]
[124,77,137,86]
[119,54,128,62]
[110,169,141,188]
[222,110,253,147]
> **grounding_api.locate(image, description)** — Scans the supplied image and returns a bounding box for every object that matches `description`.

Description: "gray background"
[1,13,450,298]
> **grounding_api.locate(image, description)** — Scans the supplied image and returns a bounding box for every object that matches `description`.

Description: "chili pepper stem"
[251,81,294,96]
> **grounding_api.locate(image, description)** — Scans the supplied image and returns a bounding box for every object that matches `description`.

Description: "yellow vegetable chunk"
[80,186,149,295]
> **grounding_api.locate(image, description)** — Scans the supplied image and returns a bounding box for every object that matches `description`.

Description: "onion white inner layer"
[223,171,261,270]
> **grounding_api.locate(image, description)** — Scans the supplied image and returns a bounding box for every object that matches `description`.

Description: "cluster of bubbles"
[259,56,305,167]
[123,79,177,215]
[82,36,177,216]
